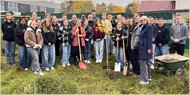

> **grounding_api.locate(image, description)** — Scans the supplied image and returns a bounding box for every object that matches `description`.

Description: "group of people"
[1,9,189,85]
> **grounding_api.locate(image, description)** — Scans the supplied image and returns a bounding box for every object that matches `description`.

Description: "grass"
[0,46,189,94]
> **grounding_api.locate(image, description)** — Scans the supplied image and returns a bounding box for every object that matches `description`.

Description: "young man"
[170,14,189,55]
[101,13,113,55]
[155,18,170,56]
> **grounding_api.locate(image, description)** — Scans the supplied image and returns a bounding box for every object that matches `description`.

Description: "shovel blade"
[79,61,86,69]
[114,62,121,72]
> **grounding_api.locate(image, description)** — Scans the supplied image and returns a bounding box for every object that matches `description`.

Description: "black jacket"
[52,23,60,40]
[42,27,56,45]
[84,25,94,42]
[155,25,170,46]
[1,21,17,41]
[14,24,28,45]
[112,28,127,48]
[88,20,94,28]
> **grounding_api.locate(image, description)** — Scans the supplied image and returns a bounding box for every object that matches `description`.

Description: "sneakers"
[140,81,149,85]
[62,64,66,67]
[85,60,91,64]
[51,67,55,70]
[96,59,102,63]
[34,71,44,76]
[45,68,50,71]
[25,68,29,71]
[150,64,154,69]
[67,63,71,66]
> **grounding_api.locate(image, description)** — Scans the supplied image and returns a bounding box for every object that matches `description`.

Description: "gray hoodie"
[170,23,189,44]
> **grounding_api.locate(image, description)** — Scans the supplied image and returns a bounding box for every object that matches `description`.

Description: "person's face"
[52,17,57,23]
[96,20,101,25]
[135,16,140,23]
[141,19,148,25]
[31,21,37,29]
[64,20,69,26]
[84,20,88,26]
[158,19,164,26]
[88,15,93,20]
[32,12,37,19]
[62,15,67,21]
[37,20,41,26]
[45,19,51,27]
[129,19,134,26]
[91,11,96,17]
[176,16,182,23]
[117,22,122,29]
[149,18,154,24]
[102,14,106,20]
[20,19,26,26]
[125,19,129,25]
[5,13,13,20]
[76,20,81,26]
[72,15,77,21]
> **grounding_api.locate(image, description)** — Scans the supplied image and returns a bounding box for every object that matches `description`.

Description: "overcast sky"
[54,0,133,7]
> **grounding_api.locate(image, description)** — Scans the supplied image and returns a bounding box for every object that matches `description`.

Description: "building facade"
[1,0,61,13]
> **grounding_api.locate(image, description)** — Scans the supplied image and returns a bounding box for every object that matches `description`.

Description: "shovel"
[122,35,128,75]
[77,29,86,69]
[114,34,121,72]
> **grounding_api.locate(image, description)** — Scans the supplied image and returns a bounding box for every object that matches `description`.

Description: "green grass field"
[0,46,189,94]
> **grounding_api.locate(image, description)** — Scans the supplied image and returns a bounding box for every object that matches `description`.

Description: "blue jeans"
[155,44,168,56]
[115,47,124,66]
[27,48,41,72]
[18,45,30,68]
[3,40,16,64]
[95,39,104,61]
[42,44,56,68]
[104,35,112,54]
[84,41,91,60]
[61,44,71,64]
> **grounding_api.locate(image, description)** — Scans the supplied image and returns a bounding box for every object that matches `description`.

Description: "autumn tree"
[114,6,125,13]
[96,2,107,13]
[125,0,139,14]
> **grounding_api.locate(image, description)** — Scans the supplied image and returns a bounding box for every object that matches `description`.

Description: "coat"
[139,24,153,60]
[72,26,86,46]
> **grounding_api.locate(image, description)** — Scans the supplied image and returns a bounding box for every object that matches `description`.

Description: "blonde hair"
[140,15,149,22]
[42,18,54,33]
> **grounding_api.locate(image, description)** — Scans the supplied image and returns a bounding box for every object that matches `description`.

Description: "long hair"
[42,18,54,33]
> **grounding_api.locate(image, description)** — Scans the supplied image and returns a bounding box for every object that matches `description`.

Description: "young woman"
[93,19,105,63]
[83,19,94,64]
[41,18,56,71]
[24,20,44,75]
[36,19,43,65]
[58,19,72,67]
[112,22,127,67]
[139,16,153,85]
[1,12,17,65]
[71,19,86,62]
[14,18,30,70]
[129,18,140,75]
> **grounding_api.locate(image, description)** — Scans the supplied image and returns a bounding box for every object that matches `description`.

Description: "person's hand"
[159,43,162,47]
[48,42,51,46]
[116,37,120,41]
[78,35,83,37]
[174,39,180,43]
[148,49,152,54]
[37,44,42,49]
[85,39,89,41]
[96,39,100,41]
[122,36,125,39]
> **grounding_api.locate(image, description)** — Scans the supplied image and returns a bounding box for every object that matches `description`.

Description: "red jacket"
[93,24,105,41]
[72,26,86,46]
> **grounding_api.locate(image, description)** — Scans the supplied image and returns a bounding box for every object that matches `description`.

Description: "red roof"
[138,1,175,12]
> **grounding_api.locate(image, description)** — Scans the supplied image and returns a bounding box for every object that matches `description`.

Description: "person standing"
[155,18,170,56]
[169,14,189,55]
[41,18,56,71]
[101,13,113,55]
[83,19,94,64]
[93,19,105,63]
[14,18,30,70]
[139,16,153,85]
[24,20,44,75]
[58,20,72,67]
[1,12,17,65]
